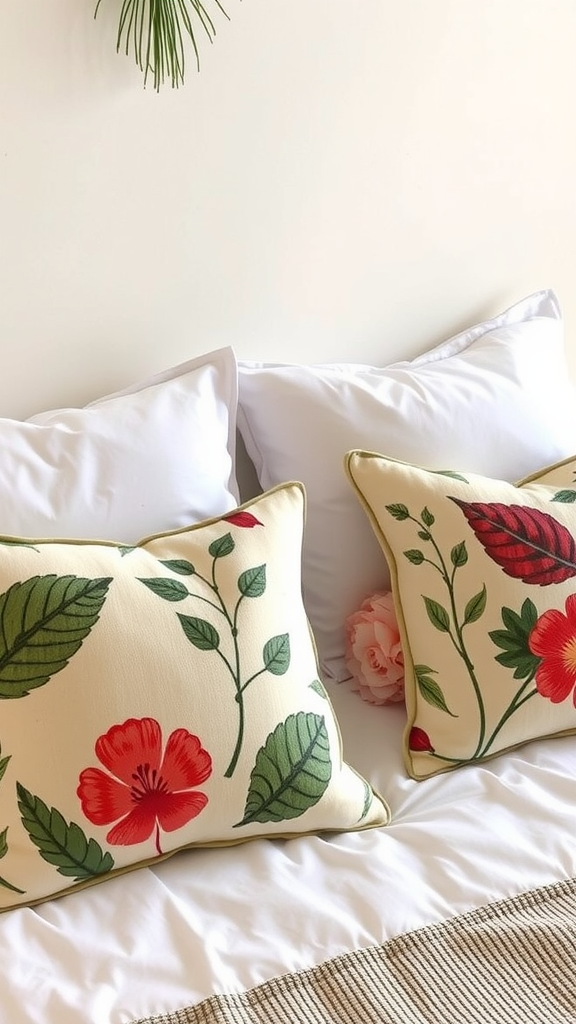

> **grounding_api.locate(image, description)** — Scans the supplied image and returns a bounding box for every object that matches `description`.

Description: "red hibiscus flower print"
[529,594,576,706]
[78,718,212,855]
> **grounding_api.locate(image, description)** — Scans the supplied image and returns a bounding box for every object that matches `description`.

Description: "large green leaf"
[234,712,332,827]
[16,784,114,880]
[0,575,112,699]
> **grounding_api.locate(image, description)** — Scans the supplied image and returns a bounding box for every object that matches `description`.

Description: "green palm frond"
[95,0,230,91]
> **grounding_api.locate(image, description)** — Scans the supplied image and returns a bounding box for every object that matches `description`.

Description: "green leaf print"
[0,825,25,895]
[551,489,576,504]
[463,585,487,626]
[489,599,540,680]
[209,533,234,559]
[451,542,468,568]
[0,575,112,699]
[263,634,290,675]
[17,784,114,880]
[139,577,190,602]
[424,597,450,633]
[414,665,456,716]
[159,559,196,575]
[178,615,220,651]
[238,565,266,599]
[309,679,328,699]
[234,712,332,827]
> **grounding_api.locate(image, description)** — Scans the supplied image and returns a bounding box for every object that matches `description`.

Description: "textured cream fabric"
[347,451,576,780]
[0,483,388,912]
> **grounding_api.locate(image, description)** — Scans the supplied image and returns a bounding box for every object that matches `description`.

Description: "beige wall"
[0,0,575,416]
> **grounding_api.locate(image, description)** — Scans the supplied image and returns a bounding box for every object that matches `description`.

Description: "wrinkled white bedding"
[2,680,575,1024]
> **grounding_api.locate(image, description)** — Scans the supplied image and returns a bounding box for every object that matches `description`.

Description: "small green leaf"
[551,489,576,503]
[0,826,7,860]
[118,546,136,557]
[17,784,114,880]
[0,575,112,699]
[263,634,291,675]
[415,665,456,716]
[451,541,468,568]
[489,599,540,680]
[424,597,450,632]
[159,559,196,575]
[359,779,373,822]
[421,507,435,527]
[0,540,39,552]
[404,549,425,565]
[309,679,328,699]
[0,754,9,784]
[139,578,190,601]
[433,469,470,483]
[417,530,431,541]
[234,712,332,826]
[386,503,410,521]
[463,585,487,625]
[238,564,266,599]
[209,533,234,559]
[177,615,220,651]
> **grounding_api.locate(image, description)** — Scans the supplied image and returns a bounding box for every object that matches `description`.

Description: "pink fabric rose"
[344,591,404,705]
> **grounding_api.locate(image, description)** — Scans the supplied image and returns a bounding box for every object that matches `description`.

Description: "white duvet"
[2,681,576,1023]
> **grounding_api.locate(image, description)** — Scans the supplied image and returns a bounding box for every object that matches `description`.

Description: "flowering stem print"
[0,744,25,895]
[386,502,487,756]
[139,513,290,778]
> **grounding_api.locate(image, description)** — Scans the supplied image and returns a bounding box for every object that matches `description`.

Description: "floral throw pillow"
[0,483,388,913]
[346,451,576,780]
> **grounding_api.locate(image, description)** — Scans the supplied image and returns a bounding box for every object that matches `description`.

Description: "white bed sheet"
[2,680,576,1023]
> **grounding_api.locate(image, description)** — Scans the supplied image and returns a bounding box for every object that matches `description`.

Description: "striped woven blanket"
[132,875,576,1024]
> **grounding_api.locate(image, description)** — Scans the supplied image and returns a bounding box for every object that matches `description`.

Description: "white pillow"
[0,347,239,542]
[238,290,576,682]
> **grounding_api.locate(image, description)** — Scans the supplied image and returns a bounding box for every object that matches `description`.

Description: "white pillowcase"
[238,290,576,682]
[0,347,239,542]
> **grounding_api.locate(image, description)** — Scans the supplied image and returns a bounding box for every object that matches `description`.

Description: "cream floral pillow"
[0,483,388,912]
[346,452,576,780]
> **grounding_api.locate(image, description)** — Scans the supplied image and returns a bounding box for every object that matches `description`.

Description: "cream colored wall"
[0,0,575,417]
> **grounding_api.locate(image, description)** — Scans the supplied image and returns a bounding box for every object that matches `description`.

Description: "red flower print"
[529,594,576,706]
[408,726,435,753]
[78,718,212,856]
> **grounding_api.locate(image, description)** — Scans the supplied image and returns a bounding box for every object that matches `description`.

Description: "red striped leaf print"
[222,511,263,528]
[449,498,576,585]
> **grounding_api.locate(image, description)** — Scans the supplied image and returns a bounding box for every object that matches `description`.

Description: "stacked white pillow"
[0,347,239,543]
[238,290,576,681]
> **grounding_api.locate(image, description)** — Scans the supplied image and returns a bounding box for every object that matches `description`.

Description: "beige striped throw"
[131,875,576,1024]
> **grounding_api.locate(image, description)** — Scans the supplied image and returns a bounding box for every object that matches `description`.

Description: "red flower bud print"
[78,718,212,856]
[408,726,435,753]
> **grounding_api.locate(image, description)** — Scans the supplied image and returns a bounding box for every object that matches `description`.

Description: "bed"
[1,288,576,1023]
